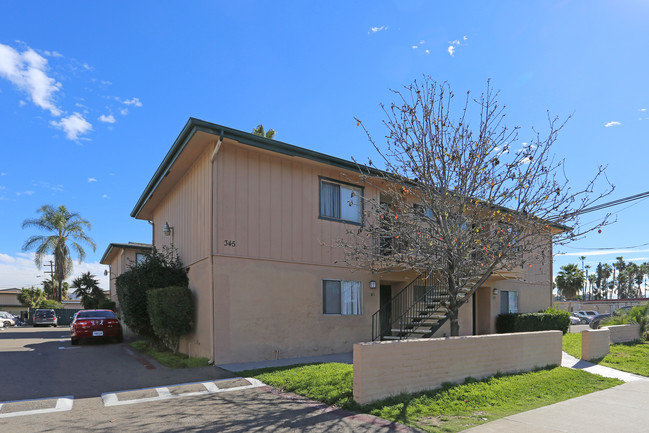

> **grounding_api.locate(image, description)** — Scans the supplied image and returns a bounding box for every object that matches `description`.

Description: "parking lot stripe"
[101,378,266,407]
[156,387,171,398]
[0,397,74,418]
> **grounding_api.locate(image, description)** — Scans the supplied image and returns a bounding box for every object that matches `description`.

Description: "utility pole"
[44,261,55,299]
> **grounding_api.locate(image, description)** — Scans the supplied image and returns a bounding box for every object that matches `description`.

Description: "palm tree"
[579,256,587,299]
[555,264,585,300]
[22,205,96,302]
[71,272,104,309]
[252,124,276,139]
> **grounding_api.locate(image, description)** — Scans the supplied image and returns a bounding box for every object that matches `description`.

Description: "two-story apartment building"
[100,242,153,306]
[128,118,554,364]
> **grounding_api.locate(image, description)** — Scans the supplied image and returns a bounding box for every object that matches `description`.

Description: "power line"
[564,242,649,251]
[571,189,649,216]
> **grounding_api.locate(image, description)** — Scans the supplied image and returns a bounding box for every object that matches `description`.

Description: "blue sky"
[1,1,648,291]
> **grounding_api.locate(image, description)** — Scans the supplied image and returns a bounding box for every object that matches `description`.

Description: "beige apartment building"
[125,118,554,364]
[100,242,152,305]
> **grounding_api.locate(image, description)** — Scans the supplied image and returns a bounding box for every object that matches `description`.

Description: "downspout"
[148,220,154,246]
[209,131,224,364]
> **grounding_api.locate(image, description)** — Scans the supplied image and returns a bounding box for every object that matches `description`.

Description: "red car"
[70,309,123,345]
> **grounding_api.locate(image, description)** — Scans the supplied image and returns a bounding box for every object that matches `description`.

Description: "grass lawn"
[562,332,581,358]
[241,363,621,433]
[562,333,649,376]
[129,340,211,368]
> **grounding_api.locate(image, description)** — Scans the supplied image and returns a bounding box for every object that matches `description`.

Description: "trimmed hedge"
[147,286,193,353]
[115,246,188,342]
[496,308,570,334]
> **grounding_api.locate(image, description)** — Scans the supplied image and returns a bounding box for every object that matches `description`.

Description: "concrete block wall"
[605,324,641,344]
[581,329,610,361]
[353,331,562,405]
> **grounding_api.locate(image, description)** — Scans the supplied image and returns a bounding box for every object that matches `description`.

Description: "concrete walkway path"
[462,352,649,433]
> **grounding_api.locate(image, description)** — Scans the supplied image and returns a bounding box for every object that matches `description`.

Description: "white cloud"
[557,248,649,257]
[419,40,425,45]
[0,251,108,291]
[463,36,468,41]
[122,97,142,107]
[120,108,128,116]
[88,178,97,183]
[102,194,109,199]
[370,26,387,33]
[412,45,418,49]
[50,112,92,140]
[604,121,621,127]
[448,46,456,56]
[16,190,34,196]
[640,108,647,112]
[0,43,62,116]
[425,49,430,55]
[18,100,26,107]
[98,114,116,124]
[450,39,461,45]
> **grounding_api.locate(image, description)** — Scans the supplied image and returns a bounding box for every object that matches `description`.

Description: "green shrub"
[98,299,117,312]
[116,246,188,342]
[147,286,193,353]
[496,308,570,334]
[40,299,63,309]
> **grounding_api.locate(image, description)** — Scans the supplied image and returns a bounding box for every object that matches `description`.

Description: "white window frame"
[319,177,363,225]
[322,280,362,315]
[501,290,519,313]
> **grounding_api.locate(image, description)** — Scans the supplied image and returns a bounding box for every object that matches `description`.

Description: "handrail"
[371,268,493,341]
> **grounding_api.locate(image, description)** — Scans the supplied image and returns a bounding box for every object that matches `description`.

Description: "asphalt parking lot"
[0,326,410,432]
[0,326,234,401]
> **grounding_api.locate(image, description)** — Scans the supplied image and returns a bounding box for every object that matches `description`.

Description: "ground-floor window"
[500,290,518,314]
[323,280,362,315]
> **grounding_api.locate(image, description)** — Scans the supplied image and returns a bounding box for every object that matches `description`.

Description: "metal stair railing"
[371,268,493,341]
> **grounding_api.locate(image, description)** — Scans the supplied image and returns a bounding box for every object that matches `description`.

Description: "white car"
[569,313,581,325]
[575,310,598,324]
[0,311,15,327]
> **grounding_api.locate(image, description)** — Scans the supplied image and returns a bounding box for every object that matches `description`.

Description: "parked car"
[33,309,58,327]
[589,306,635,329]
[70,309,123,345]
[569,313,581,325]
[575,310,598,323]
[0,311,16,327]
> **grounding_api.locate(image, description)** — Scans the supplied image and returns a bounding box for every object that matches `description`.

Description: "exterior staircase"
[371,270,492,341]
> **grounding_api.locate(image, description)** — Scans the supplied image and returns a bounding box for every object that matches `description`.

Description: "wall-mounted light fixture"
[369,280,377,289]
[163,222,174,236]
[493,288,499,295]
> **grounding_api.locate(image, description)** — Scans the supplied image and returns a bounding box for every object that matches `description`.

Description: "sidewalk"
[463,352,649,433]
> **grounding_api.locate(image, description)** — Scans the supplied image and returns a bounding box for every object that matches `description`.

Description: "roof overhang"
[130,118,384,220]
[100,243,153,265]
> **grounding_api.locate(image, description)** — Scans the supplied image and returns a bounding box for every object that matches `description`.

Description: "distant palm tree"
[72,272,104,309]
[22,205,96,302]
[555,264,585,300]
[252,124,276,139]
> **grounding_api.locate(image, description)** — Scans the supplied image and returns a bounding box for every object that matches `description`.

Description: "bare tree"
[338,77,613,336]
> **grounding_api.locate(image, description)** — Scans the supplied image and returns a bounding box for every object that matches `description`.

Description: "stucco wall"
[605,324,641,344]
[581,329,610,361]
[211,256,379,364]
[353,330,562,405]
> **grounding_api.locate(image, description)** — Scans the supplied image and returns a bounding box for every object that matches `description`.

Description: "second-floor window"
[319,178,363,224]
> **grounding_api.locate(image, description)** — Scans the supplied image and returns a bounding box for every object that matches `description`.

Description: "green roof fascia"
[130,118,571,233]
[100,243,153,264]
[130,118,383,219]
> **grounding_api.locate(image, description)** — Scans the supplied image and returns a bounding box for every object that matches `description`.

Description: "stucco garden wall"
[353,330,562,405]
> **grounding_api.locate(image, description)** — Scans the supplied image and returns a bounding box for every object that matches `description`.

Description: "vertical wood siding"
[215,142,374,267]
[153,147,211,266]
